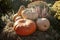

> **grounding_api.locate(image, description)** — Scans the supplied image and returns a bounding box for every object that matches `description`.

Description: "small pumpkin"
[13,19,36,36]
[36,18,50,31]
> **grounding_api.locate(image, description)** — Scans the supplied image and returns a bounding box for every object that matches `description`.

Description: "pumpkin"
[13,19,36,36]
[21,8,38,20]
[27,1,49,18]
[36,18,50,31]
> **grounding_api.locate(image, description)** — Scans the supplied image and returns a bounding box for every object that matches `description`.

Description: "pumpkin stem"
[17,5,25,16]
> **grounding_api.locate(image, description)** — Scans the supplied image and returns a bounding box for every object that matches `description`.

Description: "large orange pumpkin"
[36,18,50,31]
[13,19,36,36]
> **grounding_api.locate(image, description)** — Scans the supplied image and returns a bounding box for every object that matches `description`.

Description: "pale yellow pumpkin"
[21,8,39,20]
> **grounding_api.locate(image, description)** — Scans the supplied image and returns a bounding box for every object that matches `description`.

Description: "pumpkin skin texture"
[21,8,38,20]
[27,1,49,18]
[14,19,36,36]
[36,18,50,31]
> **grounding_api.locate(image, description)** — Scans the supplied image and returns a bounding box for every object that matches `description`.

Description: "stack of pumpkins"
[13,1,50,36]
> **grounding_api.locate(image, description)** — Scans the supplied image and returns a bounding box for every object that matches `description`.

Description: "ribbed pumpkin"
[27,1,49,18]
[36,18,50,31]
[13,19,36,36]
